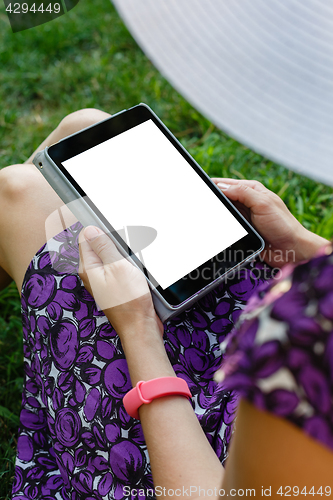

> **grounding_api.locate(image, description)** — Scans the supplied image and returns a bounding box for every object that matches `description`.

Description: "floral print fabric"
[218,246,333,451]
[13,221,273,499]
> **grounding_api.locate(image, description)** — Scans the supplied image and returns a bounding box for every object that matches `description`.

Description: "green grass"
[0,283,22,499]
[0,0,332,497]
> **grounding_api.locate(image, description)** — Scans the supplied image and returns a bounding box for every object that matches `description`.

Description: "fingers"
[211,178,267,192]
[224,183,271,211]
[212,178,272,212]
[78,226,123,292]
[82,226,123,267]
[79,227,102,272]
[78,226,151,312]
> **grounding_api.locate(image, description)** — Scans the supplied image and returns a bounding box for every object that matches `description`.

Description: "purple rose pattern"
[217,246,333,452]
[14,221,272,499]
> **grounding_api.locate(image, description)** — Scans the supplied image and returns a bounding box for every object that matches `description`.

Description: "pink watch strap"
[123,377,192,420]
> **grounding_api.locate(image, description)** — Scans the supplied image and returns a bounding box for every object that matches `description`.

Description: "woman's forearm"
[119,324,224,498]
[80,229,224,497]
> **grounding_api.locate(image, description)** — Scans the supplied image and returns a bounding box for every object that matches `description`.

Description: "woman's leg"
[0,108,111,293]
[25,108,111,164]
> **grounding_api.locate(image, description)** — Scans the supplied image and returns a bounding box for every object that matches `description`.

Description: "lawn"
[0,0,333,497]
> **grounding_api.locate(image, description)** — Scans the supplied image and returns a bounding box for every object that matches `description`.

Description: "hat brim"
[112,0,333,186]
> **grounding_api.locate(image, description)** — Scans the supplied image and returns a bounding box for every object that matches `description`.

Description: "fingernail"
[217,182,230,190]
[84,226,101,241]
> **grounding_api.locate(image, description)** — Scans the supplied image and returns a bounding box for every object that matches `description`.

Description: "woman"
[79,204,333,497]
[0,109,329,499]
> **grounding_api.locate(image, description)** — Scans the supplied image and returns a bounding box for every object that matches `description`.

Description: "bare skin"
[0,110,327,293]
[1,108,332,497]
[79,226,333,499]
[0,108,111,294]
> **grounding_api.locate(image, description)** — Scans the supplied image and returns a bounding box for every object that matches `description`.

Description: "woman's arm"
[79,227,224,498]
[79,226,333,499]
[123,327,224,497]
[224,399,333,495]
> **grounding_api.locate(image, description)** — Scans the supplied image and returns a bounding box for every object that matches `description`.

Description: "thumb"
[83,226,123,266]
[78,227,100,277]
[79,226,122,274]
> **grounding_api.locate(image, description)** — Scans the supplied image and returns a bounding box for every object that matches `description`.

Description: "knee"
[57,108,111,138]
[0,164,39,202]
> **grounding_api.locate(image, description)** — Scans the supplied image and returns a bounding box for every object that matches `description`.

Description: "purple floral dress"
[13,221,273,500]
[217,245,333,452]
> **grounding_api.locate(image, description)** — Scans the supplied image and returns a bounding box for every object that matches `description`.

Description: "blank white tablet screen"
[63,120,247,289]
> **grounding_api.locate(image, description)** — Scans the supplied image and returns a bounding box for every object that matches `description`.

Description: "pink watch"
[123,377,192,420]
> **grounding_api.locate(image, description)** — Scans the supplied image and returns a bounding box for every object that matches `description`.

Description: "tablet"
[34,104,264,322]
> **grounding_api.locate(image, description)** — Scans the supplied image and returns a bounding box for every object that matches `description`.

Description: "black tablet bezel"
[48,104,264,306]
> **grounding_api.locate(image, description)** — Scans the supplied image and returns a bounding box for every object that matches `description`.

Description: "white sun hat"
[112,0,333,186]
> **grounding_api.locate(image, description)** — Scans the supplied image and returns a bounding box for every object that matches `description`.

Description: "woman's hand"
[212,178,330,268]
[79,226,163,339]
[78,228,225,497]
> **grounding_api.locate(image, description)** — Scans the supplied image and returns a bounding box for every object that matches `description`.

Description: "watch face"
[48,104,263,306]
